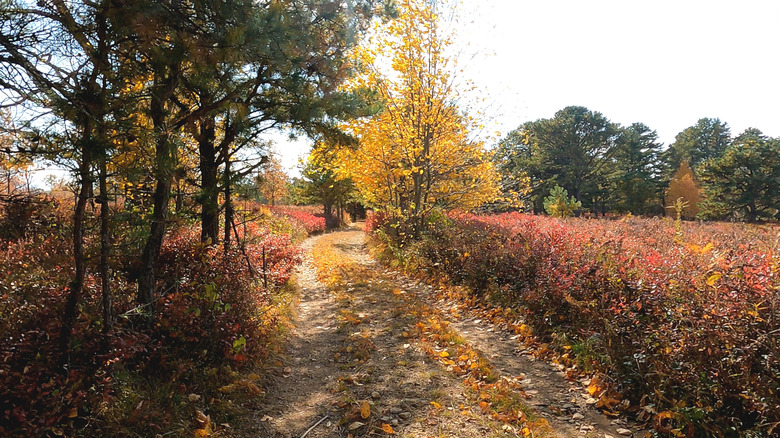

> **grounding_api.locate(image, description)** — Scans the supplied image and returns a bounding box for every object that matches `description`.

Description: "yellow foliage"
[335,0,498,219]
[666,161,701,219]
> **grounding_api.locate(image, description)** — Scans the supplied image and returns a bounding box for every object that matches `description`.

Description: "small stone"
[187,393,201,402]
[572,413,585,420]
[389,407,403,414]
[398,412,411,419]
[616,428,632,436]
[371,391,380,399]
[391,419,399,426]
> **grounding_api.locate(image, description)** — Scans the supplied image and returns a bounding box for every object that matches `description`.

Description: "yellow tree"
[665,161,701,219]
[0,111,31,196]
[337,0,498,236]
[256,152,289,206]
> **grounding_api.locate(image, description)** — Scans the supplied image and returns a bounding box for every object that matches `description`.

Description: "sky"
[275,0,780,176]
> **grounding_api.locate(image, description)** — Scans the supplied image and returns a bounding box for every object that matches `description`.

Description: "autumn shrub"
[154,225,300,363]
[270,205,327,234]
[0,193,65,241]
[0,212,303,436]
[0,232,124,436]
[364,210,381,233]
[372,212,780,435]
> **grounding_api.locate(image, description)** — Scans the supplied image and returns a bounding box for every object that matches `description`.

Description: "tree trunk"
[747,205,757,223]
[198,117,219,244]
[60,152,90,359]
[137,75,176,312]
[99,152,112,331]
[175,179,183,214]
[223,158,233,252]
[137,145,173,310]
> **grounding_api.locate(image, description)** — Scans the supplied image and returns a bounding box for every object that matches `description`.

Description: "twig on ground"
[300,415,329,438]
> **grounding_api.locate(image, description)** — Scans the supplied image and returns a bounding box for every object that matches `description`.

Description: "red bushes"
[378,212,779,434]
[271,205,326,234]
[0,219,302,436]
[155,226,300,362]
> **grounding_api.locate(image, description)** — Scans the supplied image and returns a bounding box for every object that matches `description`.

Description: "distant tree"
[698,129,780,222]
[0,114,31,196]
[256,153,290,206]
[498,106,619,213]
[665,118,731,173]
[493,129,536,211]
[543,185,581,218]
[611,123,664,215]
[665,161,701,219]
[296,143,356,225]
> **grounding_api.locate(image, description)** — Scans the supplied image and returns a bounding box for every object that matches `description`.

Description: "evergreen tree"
[497,106,619,214]
[698,129,780,222]
[611,123,664,215]
[543,185,581,218]
[665,118,731,174]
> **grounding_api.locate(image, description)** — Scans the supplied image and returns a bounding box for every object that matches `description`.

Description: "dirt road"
[253,228,644,438]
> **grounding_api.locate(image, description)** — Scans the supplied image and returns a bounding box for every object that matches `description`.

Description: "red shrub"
[155,225,300,363]
[377,212,779,434]
[0,220,302,436]
[271,205,326,234]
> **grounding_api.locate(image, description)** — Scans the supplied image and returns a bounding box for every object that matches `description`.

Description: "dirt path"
[253,228,644,438]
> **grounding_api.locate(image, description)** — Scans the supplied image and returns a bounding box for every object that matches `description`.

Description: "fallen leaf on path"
[241,380,264,396]
[587,375,606,396]
[360,401,371,418]
[348,421,365,430]
[381,423,395,434]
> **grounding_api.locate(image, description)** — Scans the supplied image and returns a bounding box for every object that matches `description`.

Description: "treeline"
[495,106,780,222]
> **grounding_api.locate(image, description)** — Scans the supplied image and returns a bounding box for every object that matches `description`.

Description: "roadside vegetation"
[2,0,779,437]
[367,212,779,436]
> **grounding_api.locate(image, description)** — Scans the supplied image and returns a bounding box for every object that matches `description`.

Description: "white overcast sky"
[277,0,780,175]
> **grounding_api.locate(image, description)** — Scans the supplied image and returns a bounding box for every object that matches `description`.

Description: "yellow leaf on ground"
[360,401,371,419]
[430,401,442,409]
[706,273,721,286]
[439,351,449,358]
[67,408,78,418]
[381,423,395,434]
[587,376,605,396]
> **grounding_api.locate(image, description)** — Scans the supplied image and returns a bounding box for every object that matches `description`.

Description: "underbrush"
[368,212,780,437]
[271,205,327,235]
[0,207,304,437]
